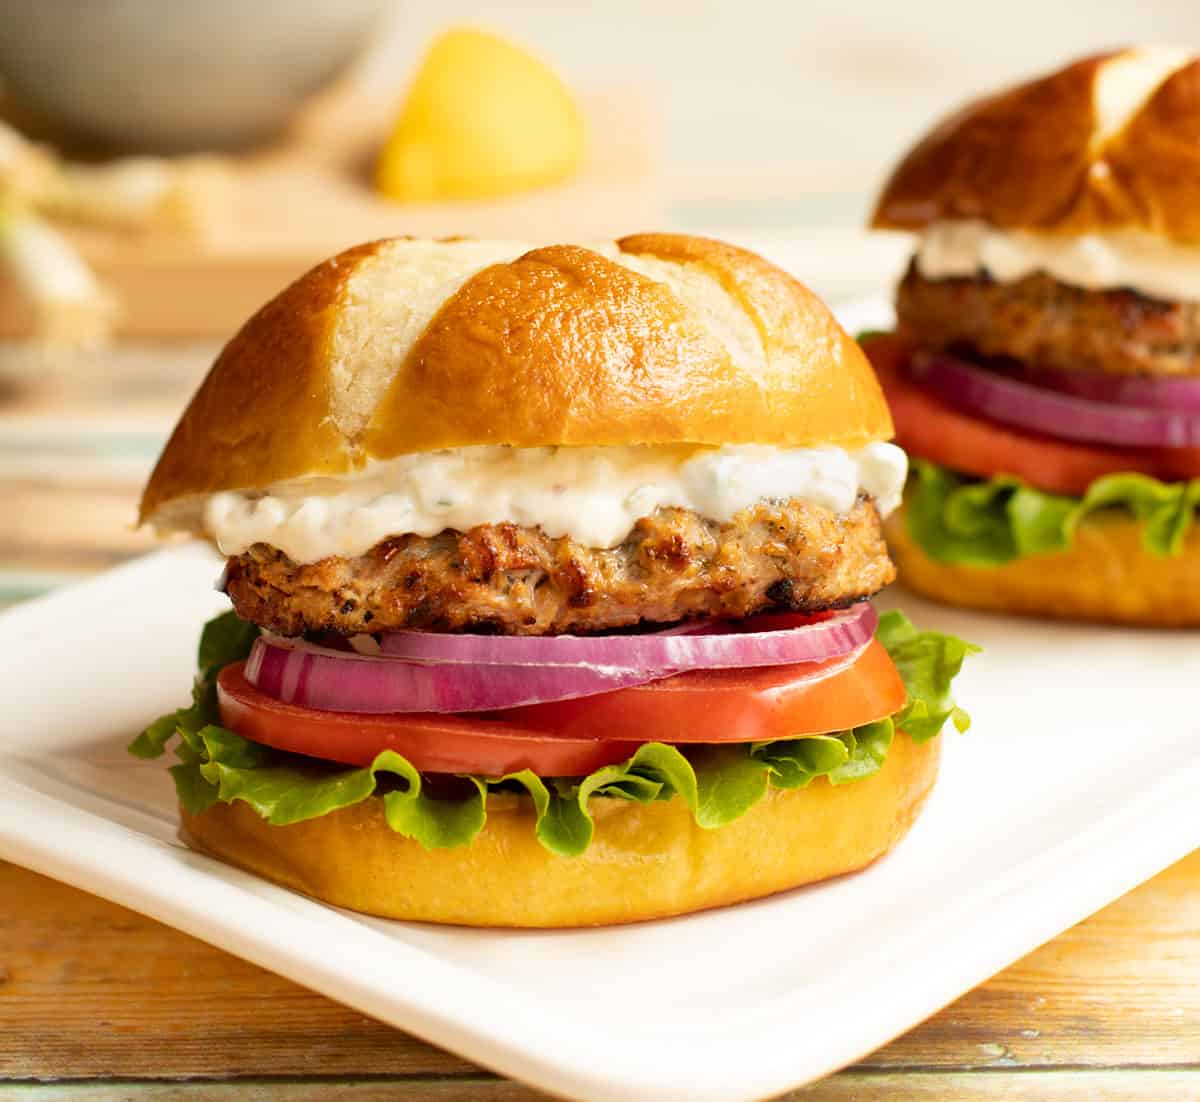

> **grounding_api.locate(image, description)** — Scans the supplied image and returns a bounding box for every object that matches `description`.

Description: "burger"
[132,234,973,927]
[865,48,1200,626]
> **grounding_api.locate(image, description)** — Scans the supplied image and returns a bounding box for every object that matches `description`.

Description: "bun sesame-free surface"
[141,234,892,527]
[182,732,939,928]
[872,48,1200,242]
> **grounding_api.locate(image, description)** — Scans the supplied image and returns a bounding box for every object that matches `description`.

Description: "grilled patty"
[224,498,894,637]
[896,264,1200,377]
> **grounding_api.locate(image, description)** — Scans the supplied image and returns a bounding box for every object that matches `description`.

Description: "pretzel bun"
[872,48,1200,242]
[181,731,939,928]
[140,234,891,526]
[887,505,1200,627]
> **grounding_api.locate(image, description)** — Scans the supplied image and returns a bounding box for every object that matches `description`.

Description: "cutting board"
[0,83,659,339]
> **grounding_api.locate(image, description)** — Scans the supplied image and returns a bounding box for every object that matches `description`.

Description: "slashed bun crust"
[141,234,892,525]
[181,732,939,928]
[872,49,1200,242]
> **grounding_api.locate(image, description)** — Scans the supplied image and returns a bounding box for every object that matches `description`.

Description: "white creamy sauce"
[203,443,908,564]
[915,219,1200,303]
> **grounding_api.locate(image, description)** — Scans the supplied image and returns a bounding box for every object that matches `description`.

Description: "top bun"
[872,48,1200,242]
[141,234,891,524]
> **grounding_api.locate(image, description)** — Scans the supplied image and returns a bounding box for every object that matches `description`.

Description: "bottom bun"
[181,733,940,927]
[887,505,1200,627]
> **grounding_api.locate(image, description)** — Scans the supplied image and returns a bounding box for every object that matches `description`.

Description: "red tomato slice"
[216,639,905,776]
[1159,446,1200,482]
[504,639,905,745]
[218,663,642,777]
[863,334,1200,496]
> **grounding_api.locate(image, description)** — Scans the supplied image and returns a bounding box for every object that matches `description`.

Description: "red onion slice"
[912,351,1200,448]
[246,637,679,713]
[1013,364,1200,412]
[245,604,878,714]
[378,604,877,670]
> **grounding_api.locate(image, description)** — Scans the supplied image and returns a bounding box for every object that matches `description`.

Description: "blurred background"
[366,0,1200,296]
[0,0,1196,605]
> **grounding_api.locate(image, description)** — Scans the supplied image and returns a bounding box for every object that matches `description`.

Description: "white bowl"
[0,0,389,151]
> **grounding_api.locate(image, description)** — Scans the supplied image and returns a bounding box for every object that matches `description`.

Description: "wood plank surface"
[5,1072,1200,1102]
[3,853,1199,1095]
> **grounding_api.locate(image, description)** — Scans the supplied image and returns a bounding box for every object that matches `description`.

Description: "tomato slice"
[218,663,642,777]
[217,638,905,776]
[503,639,905,745]
[864,333,1200,495]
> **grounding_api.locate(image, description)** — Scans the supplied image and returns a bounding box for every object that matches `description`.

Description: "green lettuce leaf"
[133,609,976,856]
[129,611,260,759]
[751,734,849,789]
[828,720,894,785]
[876,609,978,742]
[906,459,1200,567]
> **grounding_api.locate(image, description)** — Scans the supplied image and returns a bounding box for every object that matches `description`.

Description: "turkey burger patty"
[896,263,1200,379]
[223,496,895,637]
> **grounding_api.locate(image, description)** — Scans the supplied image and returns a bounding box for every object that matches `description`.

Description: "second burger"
[866,48,1200,626]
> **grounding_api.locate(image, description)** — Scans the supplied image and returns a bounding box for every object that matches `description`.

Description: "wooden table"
[1,344,1198,1100]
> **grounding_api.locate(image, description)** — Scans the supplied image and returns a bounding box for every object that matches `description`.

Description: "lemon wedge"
[376,28,585,202]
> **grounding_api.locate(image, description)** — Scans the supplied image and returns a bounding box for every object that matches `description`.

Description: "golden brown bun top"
[872,48,1200,242]
[140,234,892,524]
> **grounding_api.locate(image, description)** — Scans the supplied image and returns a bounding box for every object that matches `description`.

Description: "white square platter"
[1,540,1197,1102]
